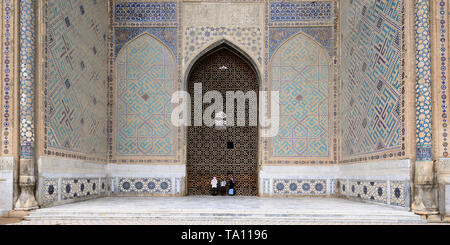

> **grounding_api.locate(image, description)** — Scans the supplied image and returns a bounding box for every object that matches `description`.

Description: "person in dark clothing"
[228,177,236,196]
[220,180,227,196]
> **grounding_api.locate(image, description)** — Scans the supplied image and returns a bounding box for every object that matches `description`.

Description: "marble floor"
[11,196,429,225]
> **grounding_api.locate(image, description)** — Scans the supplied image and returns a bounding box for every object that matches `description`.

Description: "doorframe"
[182,39,263,196]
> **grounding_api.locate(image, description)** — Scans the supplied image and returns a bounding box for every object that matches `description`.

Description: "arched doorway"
[186,44,259,196]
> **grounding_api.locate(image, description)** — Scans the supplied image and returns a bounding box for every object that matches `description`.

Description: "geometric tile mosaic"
[44,0,108,161]
[348,180,387,205]
[390,181,408,207]
[115,34,176,156]
[118,178,172,194]
[40,178,58,205]
[269,32,331,159]
[340,0,405,162]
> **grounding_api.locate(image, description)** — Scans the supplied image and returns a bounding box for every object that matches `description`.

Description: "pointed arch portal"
[186,44,259,196]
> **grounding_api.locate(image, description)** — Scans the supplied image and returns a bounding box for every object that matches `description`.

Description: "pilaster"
[15,0,37,211]
[413,0,439,215]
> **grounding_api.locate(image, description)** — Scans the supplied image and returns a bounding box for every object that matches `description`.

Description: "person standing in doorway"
[211,177,218,196]
[220,179,227,195]
[228,177,236,196]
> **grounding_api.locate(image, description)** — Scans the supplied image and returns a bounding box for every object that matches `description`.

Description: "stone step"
[24,217,426,224]
[25,210,426,224]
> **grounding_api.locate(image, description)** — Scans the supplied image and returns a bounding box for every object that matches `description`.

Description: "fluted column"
[413,0,438,214]
[15,0,38,210]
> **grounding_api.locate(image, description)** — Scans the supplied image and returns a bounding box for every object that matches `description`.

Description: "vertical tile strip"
[2,0,12,155]
[439,0,448,157]
[415,0,432,161]
[19,0,35,159]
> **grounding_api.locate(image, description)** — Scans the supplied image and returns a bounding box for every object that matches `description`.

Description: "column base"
[412,184,439,215]
[14,176,38,211]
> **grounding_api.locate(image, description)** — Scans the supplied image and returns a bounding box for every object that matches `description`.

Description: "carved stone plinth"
[412,161,438,214]
[15,175,38,211]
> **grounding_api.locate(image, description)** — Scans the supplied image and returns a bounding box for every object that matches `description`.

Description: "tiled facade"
[264,0,337,165]
[43,0,109,162]
[1,0,448,215]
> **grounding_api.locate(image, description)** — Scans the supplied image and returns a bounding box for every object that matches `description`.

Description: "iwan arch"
[1,0,450,222]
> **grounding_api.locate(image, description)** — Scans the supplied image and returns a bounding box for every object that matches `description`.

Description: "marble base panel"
[38,157,108,207]
[337,160,412,209]
[0,157,14,214]
[259,160,411,209]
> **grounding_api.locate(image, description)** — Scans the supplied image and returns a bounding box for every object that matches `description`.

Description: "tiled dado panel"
[44,0,108,162]
[264,179,334,196]
[336,179,410,208]
[39,177,108,206]
[111,177,183,195]
[263,178,335,196]
[340,0,405,163]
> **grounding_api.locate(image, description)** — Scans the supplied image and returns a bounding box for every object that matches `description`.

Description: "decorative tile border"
[2,0,12,155]
[269,1,333,23]
[439,0,448,157]
[19,0,35,159]
[114,2,177,23]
